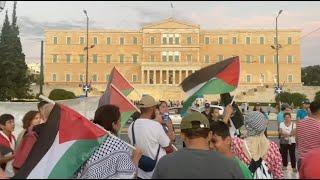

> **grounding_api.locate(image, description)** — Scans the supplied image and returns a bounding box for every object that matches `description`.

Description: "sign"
[274,86,282,94]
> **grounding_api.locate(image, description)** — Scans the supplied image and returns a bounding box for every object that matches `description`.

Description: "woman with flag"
[75,104,142,179]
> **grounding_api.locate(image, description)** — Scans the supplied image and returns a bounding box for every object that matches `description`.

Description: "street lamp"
[83,10,90,97]
[273,10,283,104]
[0,1,6,12]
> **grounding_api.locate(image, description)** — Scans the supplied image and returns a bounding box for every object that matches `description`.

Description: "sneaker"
[292,168,298,173]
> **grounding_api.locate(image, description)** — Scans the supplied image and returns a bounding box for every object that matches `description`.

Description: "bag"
[244,140,273,179]
[12,130,38,172]
[131,121,160,172]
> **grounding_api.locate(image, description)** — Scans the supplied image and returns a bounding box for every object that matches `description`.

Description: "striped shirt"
[296,117,320,160]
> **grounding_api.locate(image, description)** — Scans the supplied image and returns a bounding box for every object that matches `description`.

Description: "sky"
[0,1,319,67]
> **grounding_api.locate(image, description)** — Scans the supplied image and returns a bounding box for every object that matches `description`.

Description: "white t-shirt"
[279,122,296,144]
[128,118,170,179]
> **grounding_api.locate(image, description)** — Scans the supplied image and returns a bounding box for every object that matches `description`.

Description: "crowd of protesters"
[0,94,319,179]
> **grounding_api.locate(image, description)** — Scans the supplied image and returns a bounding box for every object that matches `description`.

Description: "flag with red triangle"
[103,84,139,128]
[13,104,107,179]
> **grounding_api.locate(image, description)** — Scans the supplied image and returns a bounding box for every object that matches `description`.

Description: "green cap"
[180,112,210,130]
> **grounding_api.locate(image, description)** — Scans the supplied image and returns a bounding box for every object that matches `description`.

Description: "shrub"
[315,91,320,101]
[48,89,77,100]
[279,91,307,108]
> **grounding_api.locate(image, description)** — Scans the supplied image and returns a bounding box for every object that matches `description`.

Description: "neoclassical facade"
[44,18,302,95]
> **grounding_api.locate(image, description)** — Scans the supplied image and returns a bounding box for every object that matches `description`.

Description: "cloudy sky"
[0,1,319,67]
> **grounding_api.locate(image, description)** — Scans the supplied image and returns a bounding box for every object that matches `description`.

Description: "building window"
[66,37,71,45]
[132,75,137,82]
[287,37,292,45]
[187,37,192,45]
[162,37,167,45]
[217,55,224,62]
[162,55,167,62]
[168,55,173,62]
[287,55,293,64]
[232,37,237,45]
[218,37,223,45]
[205,55,210,63]
[92,74,97,82]
[80,37,85,45]
[93,54,98,64]
[273,37,277,45]
[187,54,192,62]
[205,37,210,45]
[288,74,293,83]
[66,54,71,64]
[174,55,179,62]
[79,55,84,63]
[259,37,265,45]
[105,74,110,82]
[106,55,111,63]
[259,55,265,64]
[150,55,155,62]
[133,37,138,45]
[106,37,111,45]
[52,74,57,81]
[53,36,58,44]
[175,37,180,44]
[120,37,124,45]
[150,37,155,45]
[132,54,138,64]
[52,55,58,63]
[93,37,98,45]
[169,37,174,45]
[119,54,124,63]
[246,55,252,64]
[246,75,252,83]
[65,74,71,82]
[273,55,279,64]
[245,37,251,44]
[79,74,84,82]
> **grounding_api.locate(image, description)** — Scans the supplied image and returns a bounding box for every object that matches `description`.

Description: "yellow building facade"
[44,18,302,99]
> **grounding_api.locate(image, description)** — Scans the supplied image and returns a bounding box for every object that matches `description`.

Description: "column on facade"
[173,69,176,85]
[179,70,182,84]
[147,70,150,85]
[160,70,163,85]
[186,70,189,77]
[141,69,144,84]
[153,70,156,85]
[166,70,169,85]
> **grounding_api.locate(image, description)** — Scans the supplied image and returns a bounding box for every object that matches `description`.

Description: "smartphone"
[162,113,170,122]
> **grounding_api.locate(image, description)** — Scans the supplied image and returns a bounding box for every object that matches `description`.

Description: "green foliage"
[0,3,32,101]
[302,65,320,86]
[49,89,77,100]
[315,91,320,101]
[279,91,307,108]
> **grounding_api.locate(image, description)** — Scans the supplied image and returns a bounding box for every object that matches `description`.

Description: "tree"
[302,65,320,86]
[0,2,32,101]
[279,91,307,108]
[315,91,320,101]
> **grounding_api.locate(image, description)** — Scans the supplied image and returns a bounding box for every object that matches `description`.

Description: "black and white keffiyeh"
[75,136,136,179]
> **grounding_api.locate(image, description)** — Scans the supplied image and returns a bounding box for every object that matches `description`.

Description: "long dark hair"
[93,105,121,134]
[22,111,39,129]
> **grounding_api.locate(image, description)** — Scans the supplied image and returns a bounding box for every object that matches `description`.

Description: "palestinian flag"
[180,56,240,116]
[98,67,134,107]
[101,84,139,128]
[13,104,107,179]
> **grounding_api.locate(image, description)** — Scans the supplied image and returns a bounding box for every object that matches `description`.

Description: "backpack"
[243,140,273,179]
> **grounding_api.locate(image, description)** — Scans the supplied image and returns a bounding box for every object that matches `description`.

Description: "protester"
[75,105,142,179]
[232,111,283,179]
[16,111,41,148]
[0,114,16,177]
[279,113,297,172]
[128,95,173,179]
[201,103,211,120]
[299,147,320,179]
[296,99,311,121]
[210,121,252,179]
[152,112,244,179]
[37,101,48,122]
[277,103,292,124]
[157,101,175,143]
[253,104,269,137]
[209,107,222,122]
[296,100,320,170]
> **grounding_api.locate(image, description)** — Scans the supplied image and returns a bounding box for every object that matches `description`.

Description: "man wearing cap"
[201,103,211,120]
[152,112,244,179]
[296,99,311,121]
[128,95,173,179]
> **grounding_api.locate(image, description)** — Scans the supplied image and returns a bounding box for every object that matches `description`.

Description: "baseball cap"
[180,112,210,130]
[204,103,210,109]
[139,94,158,108]
[303,99,311,104]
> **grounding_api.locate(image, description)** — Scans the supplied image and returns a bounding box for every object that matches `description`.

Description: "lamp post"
[83,10,89,97]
